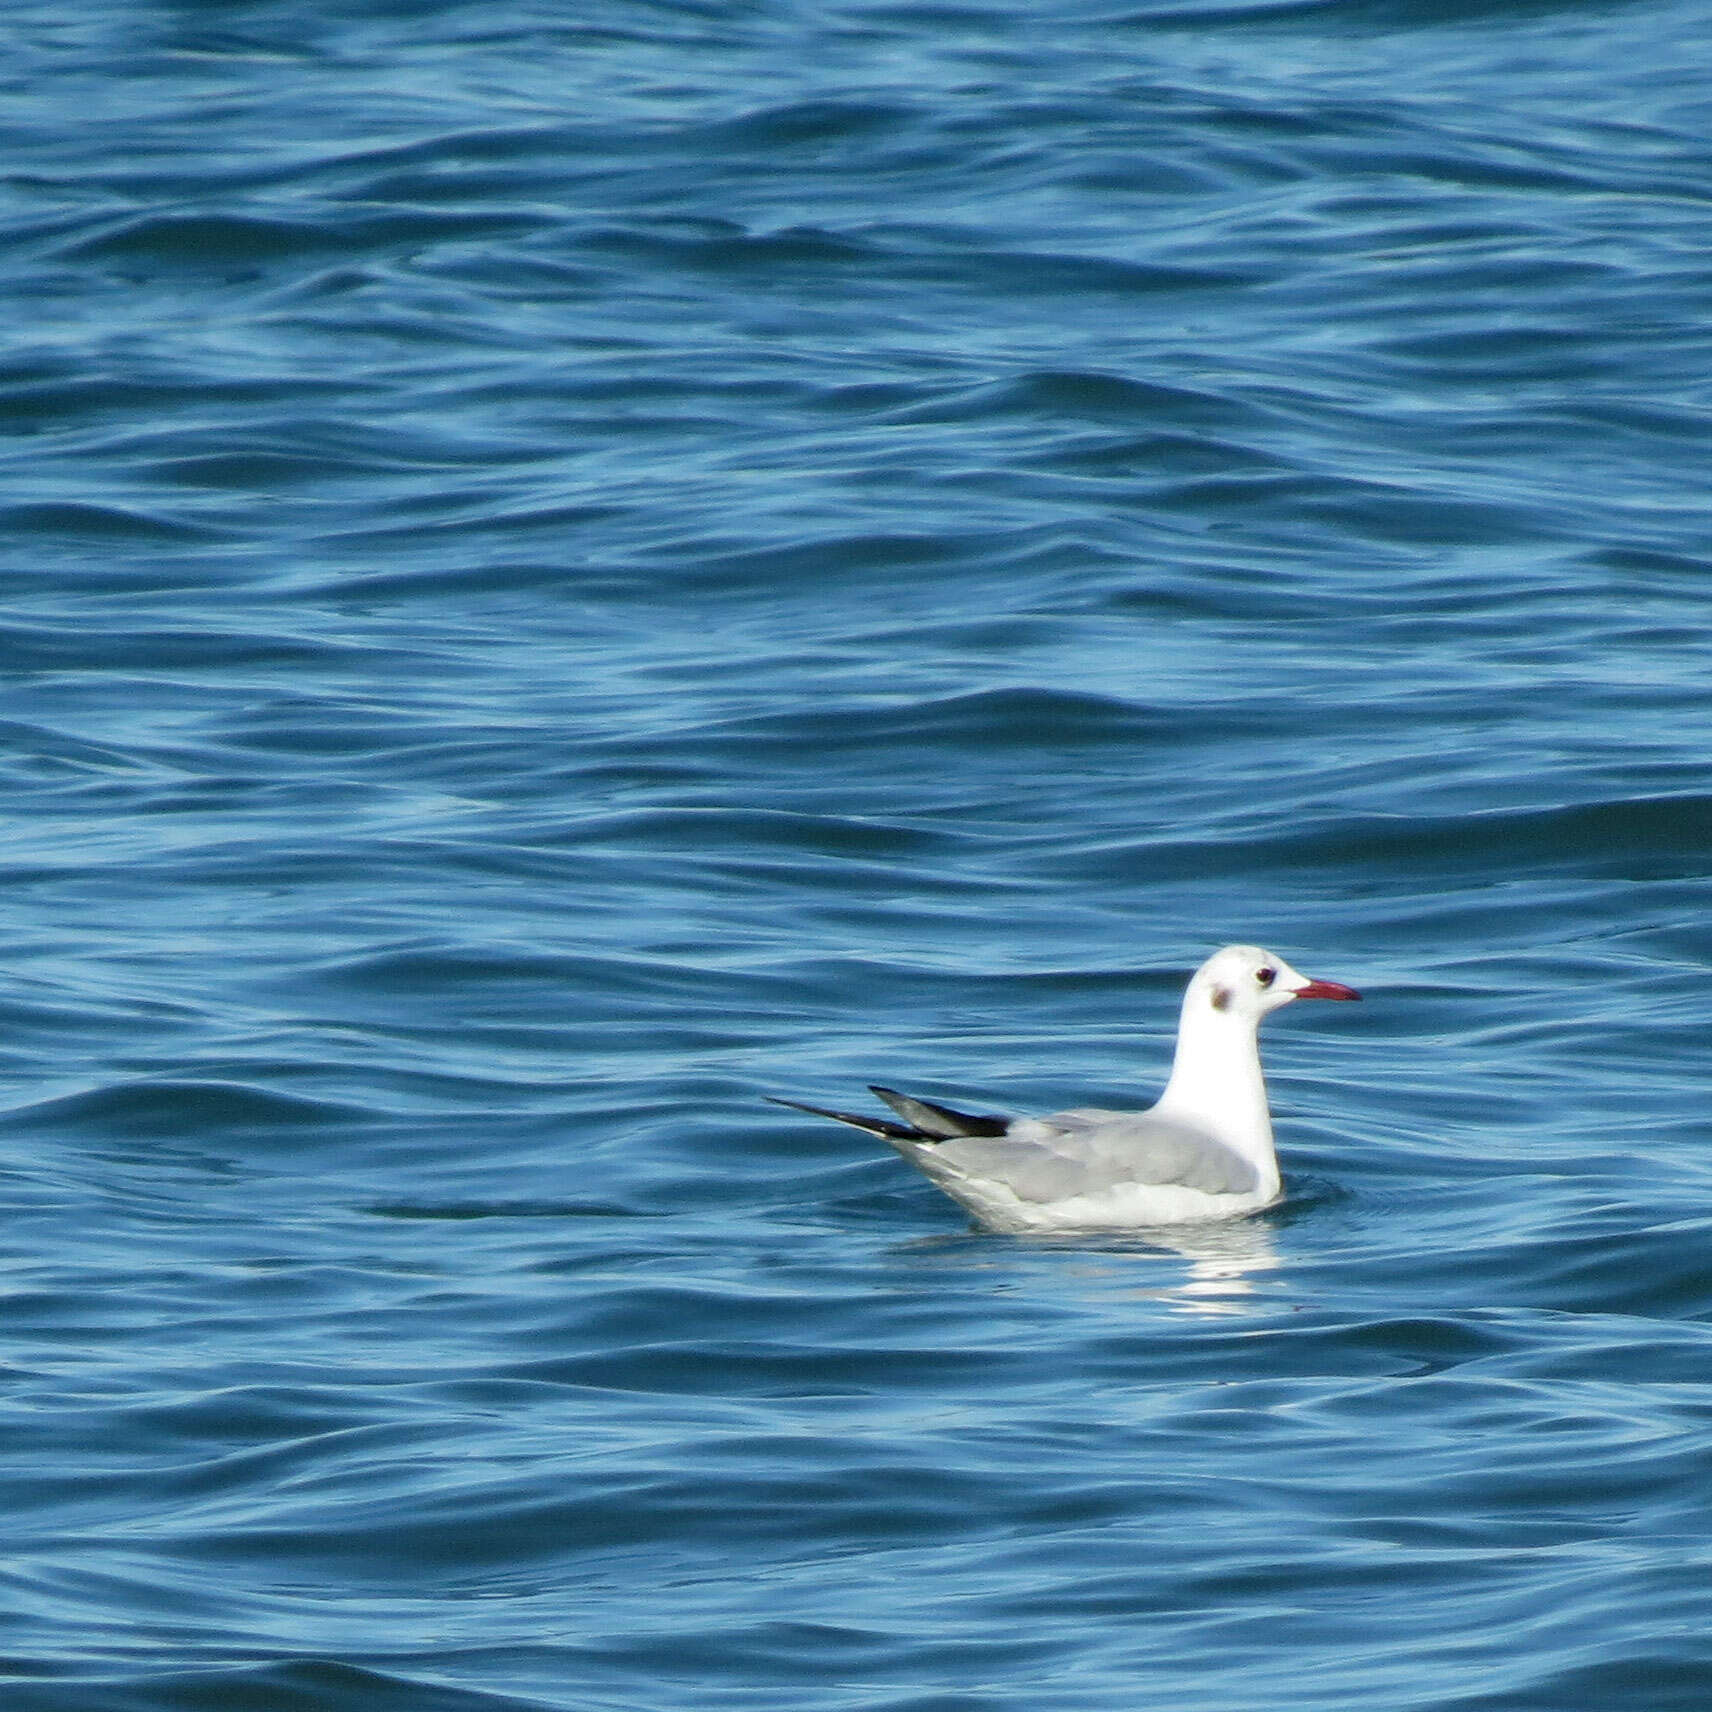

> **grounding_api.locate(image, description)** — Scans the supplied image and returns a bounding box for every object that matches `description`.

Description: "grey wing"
[919,1107,1259,1203]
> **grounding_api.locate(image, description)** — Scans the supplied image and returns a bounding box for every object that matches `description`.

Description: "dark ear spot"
[1211,985,1231,1011]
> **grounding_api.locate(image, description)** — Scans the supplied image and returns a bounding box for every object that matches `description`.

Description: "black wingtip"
[868,1085,1011,1139]
[765,1094,921,1141]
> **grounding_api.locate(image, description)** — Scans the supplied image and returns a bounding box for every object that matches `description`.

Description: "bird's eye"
[1256,967,1276,987]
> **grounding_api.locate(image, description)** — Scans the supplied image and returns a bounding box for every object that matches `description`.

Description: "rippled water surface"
[6,1,1712,1707]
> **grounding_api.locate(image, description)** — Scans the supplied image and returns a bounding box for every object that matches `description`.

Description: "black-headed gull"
[770,945,1360,1232]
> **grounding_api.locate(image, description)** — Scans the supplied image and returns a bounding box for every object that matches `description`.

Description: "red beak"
[1292,978,1361,1001]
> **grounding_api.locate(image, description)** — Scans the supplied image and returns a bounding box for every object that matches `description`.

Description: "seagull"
[769,945,1360,1233]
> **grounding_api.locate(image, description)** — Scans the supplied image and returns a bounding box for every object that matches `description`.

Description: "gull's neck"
[1153,989,1279,1192]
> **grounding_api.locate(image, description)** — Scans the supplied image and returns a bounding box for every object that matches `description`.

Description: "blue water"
[5,1,1712,1706]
